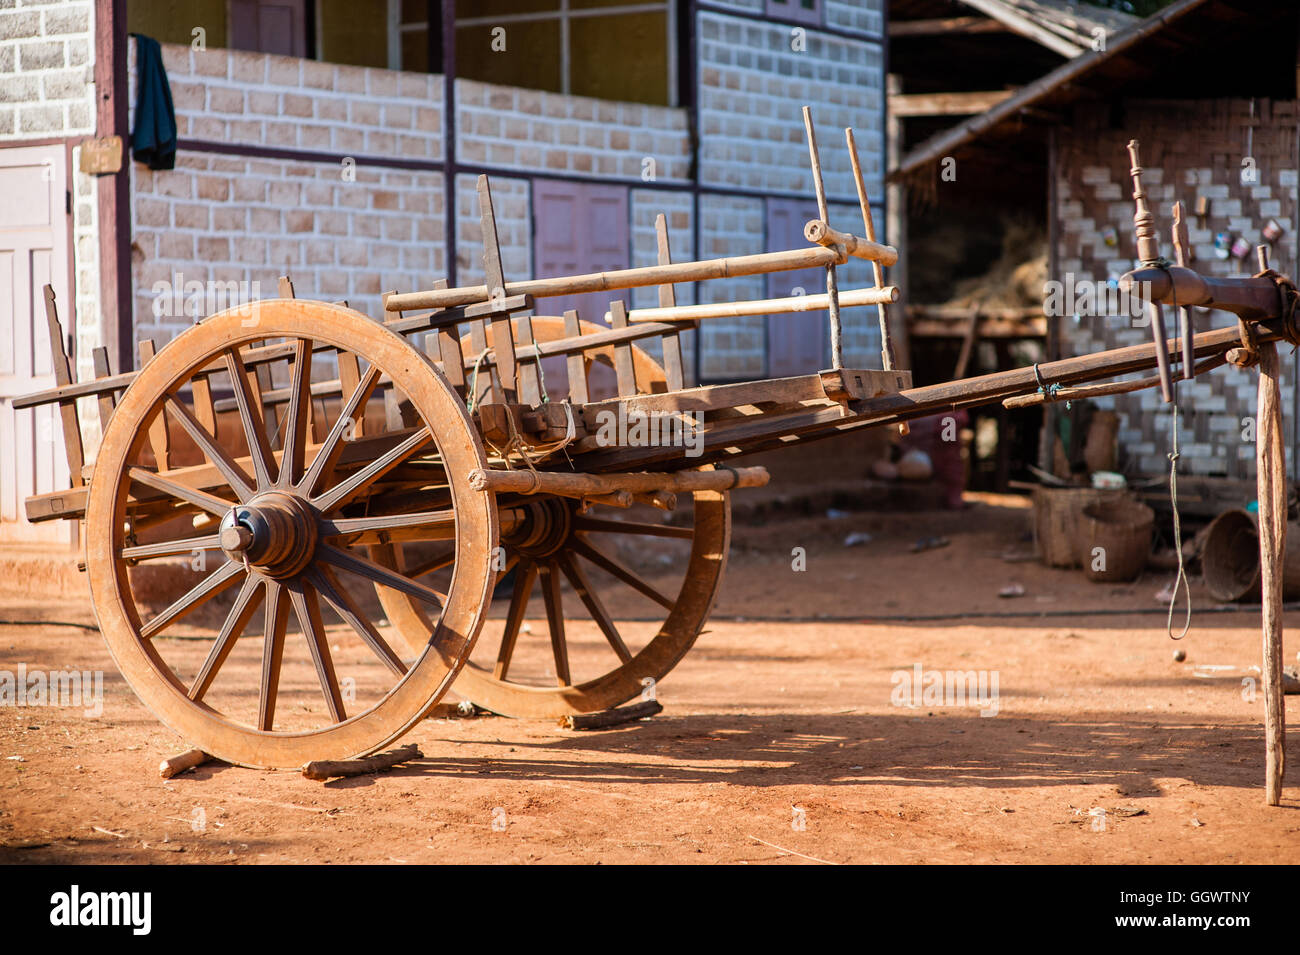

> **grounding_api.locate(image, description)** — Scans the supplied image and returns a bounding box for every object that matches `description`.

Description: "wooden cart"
[13,119,1297,783]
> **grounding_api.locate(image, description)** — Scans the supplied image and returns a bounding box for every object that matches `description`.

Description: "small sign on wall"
[78,136,123,175]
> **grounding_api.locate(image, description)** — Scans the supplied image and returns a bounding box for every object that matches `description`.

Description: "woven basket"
[1202,508,1300,602]
[1033,487,1123,568]
[1080,499,1154,582]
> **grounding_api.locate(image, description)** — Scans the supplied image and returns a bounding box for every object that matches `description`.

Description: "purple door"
[532,179,629,399]
[765,198,827,377]
[229,0,307,57]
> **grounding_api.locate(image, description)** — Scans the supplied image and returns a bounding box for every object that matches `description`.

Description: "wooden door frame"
[96,0,132,376]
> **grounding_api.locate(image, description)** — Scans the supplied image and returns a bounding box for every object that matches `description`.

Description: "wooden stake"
[159,748,210,779]
[846,126,899,373]
[301,743,422,781]
[802,106,842,370]
[563,699,663,730]
[1256,341,1287,806]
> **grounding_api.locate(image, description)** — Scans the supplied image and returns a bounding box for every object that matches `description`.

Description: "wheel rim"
[85,301,498,769]
[374,316,730,718]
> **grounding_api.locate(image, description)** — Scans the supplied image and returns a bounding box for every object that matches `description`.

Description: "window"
[766,0,821,26]
[452,0,676,107]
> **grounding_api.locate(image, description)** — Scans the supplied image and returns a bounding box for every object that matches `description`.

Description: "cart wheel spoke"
[494,560,537,681]
[121,533,222,561]
[165,396,256,501]
[129,467,236,519]
[140,560,243,640]
[403,548,457,580]
[309,567,408,677]
[277,337,314,489]
[289,578,346,723]
[539,562,570,686]
[572,515,694,540]
[224,347,276,490]
[320,544,447,607]
[299,363,382,497]
[320,509,456,538]
[313,426,433,514]
[558,551,632,664]
[189,573,265,702]
[571,537,675,611]
[258,578,290,731]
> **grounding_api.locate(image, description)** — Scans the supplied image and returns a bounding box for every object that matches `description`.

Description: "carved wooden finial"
[1127,139,1161,265]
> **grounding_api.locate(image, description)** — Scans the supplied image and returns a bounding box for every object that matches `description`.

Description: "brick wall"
[455,79,690,184]
[693,5,886,378]
[0,0,95,140]
[156,43,443,161]
[131,153,445,347]
[1056,99,1299,477]
[127,41,447,349]
[453,171,530,288]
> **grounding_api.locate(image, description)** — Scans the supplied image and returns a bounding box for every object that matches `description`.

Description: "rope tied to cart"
[1032,363,1067,409]
[1161,274,1192,640]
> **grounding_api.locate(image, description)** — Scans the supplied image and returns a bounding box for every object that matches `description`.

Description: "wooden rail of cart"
[12,117,1296,803]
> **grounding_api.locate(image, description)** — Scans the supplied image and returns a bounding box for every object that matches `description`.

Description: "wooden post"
[1256,341,1287,806]
[885,73,911,370]
[801,106,842,370]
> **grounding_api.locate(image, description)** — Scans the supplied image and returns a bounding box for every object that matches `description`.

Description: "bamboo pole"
[1002,354,1229,409]
[468,466,769,497]
[623,285,898,324]
[383,246,849,312]
[802,106,843,370]
[803,220,900,267]
[1256,341,1287,806]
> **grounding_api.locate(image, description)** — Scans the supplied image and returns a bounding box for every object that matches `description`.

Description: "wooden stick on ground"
[1256,341,1287,806]
[159,748,211,779]
[301,743,423,781]
[563,699,663,730]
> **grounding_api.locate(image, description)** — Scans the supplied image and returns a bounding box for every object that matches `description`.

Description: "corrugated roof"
[956,0,1137,57]
[893,0,1213,179]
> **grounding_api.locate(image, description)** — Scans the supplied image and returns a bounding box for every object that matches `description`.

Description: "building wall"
[1056,98,1299,477]
[693,2,887,378]
[0,0,96,141]
[129,42,446,349]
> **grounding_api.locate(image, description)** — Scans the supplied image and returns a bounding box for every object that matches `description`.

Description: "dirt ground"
[1,492,1297,865]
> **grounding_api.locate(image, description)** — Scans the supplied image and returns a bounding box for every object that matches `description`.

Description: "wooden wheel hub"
[220,491,318,579]
[502,496,574,559]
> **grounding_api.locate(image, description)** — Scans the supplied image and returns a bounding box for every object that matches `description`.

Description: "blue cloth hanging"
[129,34,177,171]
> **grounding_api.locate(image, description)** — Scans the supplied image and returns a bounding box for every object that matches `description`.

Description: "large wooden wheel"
[374,316,731,718]
[85,301,498,769]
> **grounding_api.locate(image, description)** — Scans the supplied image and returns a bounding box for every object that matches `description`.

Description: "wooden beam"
[888,89,1018,117]
[955,0,1085,57]
[890,16,1009,37]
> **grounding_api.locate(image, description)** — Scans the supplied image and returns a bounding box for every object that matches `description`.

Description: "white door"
[0,145,72,544]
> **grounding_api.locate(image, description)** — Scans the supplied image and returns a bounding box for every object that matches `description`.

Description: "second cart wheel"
[85,300,498,769]
[373,316,731,719]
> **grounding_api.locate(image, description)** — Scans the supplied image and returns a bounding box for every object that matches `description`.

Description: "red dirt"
[2,493,1297,864]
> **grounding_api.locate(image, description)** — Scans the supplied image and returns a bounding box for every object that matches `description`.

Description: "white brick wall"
[453,172,530,287]
[825,0,885,37]
[131,153,445,347]
[1058,99,1300,476]
[0,0,95,139]
[145,42,443,161]
[699,194,766,379]
[455,78,689,183]
[630,189,697,384]
[696,11,884,201]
